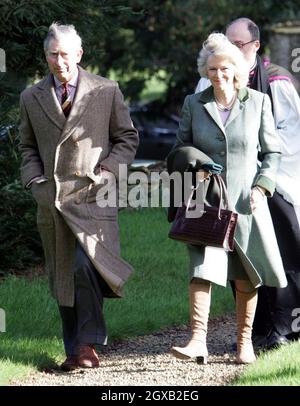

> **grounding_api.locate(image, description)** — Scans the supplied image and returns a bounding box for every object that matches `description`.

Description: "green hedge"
[0,127,43,275]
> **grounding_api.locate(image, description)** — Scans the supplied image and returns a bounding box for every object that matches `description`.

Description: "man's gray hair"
[44,22,82,52]
[197,33,249,89]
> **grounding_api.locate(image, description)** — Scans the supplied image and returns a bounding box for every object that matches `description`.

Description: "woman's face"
[207,55,235,91]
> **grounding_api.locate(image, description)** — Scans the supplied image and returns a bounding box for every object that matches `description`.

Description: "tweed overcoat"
[19,66,139,306]
[170,86,287,289]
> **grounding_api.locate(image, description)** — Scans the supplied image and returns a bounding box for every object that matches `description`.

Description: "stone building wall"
[269,22,300,92]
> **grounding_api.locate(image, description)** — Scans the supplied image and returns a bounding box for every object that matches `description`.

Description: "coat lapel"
[198,86,250,134]
[59,66,104,144]
[204,102,226,135]
[34,67,105,142]
[34,74,65,130]
[198,87,226,136]
[225,88,249,128]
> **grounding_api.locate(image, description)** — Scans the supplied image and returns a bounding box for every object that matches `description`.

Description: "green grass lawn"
[2,208,297,387]
[0,208,234,385]
[232,340,300,386]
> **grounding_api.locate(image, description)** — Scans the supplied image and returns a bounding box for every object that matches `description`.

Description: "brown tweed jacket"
[19,66,139,306]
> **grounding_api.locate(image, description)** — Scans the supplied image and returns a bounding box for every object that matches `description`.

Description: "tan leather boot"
[235,280,258,364]
[171,280,211,364]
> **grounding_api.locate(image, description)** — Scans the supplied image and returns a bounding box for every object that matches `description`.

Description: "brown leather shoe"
[78,345,100,368]
[61,355,79,371]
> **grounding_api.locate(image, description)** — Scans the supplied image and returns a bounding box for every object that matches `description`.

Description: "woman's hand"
[250,186,266,211]
[197,170,211,182]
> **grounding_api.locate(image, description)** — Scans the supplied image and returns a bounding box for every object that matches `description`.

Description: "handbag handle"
[214,175,229,210]
[186,174,228,220]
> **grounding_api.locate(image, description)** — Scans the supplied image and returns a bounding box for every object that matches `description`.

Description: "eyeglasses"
[231,40,256,49]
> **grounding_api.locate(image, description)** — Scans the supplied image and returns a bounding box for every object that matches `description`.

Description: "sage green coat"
[19,66,138,306]
[172,86,287,288]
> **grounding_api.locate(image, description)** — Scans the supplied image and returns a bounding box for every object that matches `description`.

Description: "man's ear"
[76,48,83,63]
[254,40,260,53]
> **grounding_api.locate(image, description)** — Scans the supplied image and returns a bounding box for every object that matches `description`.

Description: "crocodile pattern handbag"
[168,175,238,251]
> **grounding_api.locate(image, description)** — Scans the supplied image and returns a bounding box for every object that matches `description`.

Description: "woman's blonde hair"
[197,33,249,89]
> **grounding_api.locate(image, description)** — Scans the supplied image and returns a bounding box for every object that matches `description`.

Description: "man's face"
[226,22,259,68]
[46,38,83,83]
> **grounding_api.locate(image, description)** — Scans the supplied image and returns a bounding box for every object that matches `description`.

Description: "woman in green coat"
[170,33,287,364]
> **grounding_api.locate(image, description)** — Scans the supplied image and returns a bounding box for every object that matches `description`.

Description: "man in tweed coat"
[19,23,138,370]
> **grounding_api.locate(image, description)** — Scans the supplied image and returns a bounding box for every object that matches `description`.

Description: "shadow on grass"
[0,337,60,371]
[0,277,63,373]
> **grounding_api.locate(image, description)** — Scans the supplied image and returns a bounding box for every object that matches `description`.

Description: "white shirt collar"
[249,58,257,72]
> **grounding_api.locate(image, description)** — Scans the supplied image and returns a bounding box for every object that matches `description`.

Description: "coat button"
[75,141,79,147]
[75,170,81,176]
[75,196,82,204]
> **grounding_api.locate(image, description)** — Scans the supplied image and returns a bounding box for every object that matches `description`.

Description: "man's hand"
[26,176,47,189]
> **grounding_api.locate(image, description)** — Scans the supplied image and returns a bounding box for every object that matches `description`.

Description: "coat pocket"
[31,181,50,207]
[86,182,118,220]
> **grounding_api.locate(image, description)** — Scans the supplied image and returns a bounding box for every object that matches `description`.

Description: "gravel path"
[11,314,246,386]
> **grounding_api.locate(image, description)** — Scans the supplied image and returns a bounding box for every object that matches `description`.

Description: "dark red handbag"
[168,175,238,251]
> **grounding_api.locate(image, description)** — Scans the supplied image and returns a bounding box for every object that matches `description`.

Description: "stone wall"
[269,21,300,92]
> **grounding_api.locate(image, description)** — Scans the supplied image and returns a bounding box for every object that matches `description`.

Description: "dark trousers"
[253,273,300,336]
[253,192,300,337]
[59,242,107,356]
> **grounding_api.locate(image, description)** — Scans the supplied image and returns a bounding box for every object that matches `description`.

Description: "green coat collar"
[196,86,249,135]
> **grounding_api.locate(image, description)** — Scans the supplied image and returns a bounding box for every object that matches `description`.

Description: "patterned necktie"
[61,82,72,117]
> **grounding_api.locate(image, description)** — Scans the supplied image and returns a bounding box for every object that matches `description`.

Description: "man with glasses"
[232,40,256,48]
[196,17,300,350]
